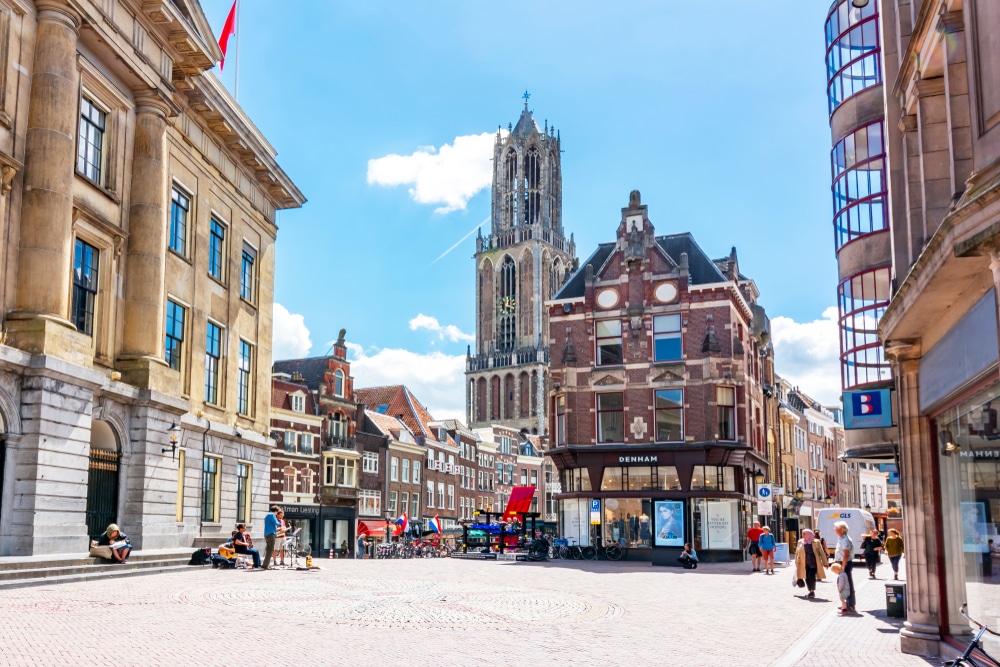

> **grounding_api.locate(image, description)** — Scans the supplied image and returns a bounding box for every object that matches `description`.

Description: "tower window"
[497,256,517,351]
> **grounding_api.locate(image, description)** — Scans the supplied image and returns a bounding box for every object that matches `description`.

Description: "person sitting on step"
[98,524,131,564]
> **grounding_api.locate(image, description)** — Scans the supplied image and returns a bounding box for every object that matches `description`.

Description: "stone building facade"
[546,191,771,563]
[0,0,304,556]
[466,100,576,435]
[869,0,1000,657]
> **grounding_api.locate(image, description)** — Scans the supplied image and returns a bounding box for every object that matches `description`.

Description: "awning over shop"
[357,520,399,537]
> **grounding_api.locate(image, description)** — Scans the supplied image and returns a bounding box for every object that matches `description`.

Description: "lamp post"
[825,495,833,505]
[795,488,804,499]
[851,0,870,7]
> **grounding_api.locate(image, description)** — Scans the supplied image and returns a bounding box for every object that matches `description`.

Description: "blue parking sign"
[590,499,601,513]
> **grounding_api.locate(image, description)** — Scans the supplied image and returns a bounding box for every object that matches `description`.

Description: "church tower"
[466,96,576,435]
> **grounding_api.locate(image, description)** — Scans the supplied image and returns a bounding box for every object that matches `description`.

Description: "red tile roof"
[355,385,455,447]
[271,378,317,414]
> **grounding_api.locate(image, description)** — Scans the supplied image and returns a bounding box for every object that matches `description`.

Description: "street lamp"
[753,467,766,484]
[865,504,872,512]
[795,488,804,499]
[825,495,833,505]
[851,0,870,7]
[162,422,181,460]
[384,512,393,544]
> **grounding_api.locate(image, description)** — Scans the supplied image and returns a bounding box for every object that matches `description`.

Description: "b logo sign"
[853,391,882,416]
[844,389,892,429]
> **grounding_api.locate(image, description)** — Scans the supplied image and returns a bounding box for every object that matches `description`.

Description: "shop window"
[655,389,683,441]
[602,498,653,549]
[601,467,624,491]
[657,466,682,491]
[596,320,623,366]
[692,498,742,550]
[597,392,624,443]
[653,314,682,361]
[560,468,593,492]
[691,466,736,491]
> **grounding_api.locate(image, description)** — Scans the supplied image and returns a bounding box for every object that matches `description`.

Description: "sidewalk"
[773,558,934,666]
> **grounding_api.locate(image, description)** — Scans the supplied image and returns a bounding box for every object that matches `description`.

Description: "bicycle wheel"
[581,546,597,560]
[558,546,569,559]
[606,544,623,561]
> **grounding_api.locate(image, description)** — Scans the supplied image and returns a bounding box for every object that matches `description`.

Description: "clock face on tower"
[497,295,517,315]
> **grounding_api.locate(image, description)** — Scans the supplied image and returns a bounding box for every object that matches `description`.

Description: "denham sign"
[617,455,659,465]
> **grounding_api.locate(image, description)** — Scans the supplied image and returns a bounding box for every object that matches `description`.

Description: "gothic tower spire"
[467,96,577,435]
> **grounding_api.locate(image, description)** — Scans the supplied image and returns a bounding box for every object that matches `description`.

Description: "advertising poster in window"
[653,500,684,547]
[705,500,739,549]
[961,501,989,553]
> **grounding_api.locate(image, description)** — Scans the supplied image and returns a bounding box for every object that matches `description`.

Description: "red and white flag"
[217,0,237,70]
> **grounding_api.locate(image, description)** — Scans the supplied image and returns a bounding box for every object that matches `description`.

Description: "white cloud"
[367,131,504,213]
[349,346,466,421]
[408,313,475,344]
[272,303,312,360]
[771,306,842,406]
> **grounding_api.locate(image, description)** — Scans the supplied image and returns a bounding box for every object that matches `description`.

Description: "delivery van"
[814,507,876,558]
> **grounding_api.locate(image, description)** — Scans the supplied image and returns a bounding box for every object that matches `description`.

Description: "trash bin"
[885,582,906,618]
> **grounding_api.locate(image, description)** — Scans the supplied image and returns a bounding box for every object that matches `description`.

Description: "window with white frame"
[390,456,398,481]
[363,451,378,473]
[427,480,434,508]
[337,458,356,487]
[284,430,296,453]
[359,490,380,516]
[300,433,313,455]
[291,394,305,413]
[652,314,682,362]
[411,493,419,517]
[401,492,409,515]
[324,456,335,486]
[402,459,410,483]
[334,369,345,397]
[716,387,736,440]
[596,319,623,366]
[413,461,420,483]
[388,491,397,513]
[447,485,455,510]
[597,392,624,443]
[438,483,445,510]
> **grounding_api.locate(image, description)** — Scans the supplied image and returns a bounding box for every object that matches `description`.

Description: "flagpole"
[233,0,240,101]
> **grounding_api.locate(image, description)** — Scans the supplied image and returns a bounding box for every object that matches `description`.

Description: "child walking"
[832,562,850,615]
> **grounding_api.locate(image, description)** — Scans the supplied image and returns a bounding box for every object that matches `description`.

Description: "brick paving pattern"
[0,556,937,666]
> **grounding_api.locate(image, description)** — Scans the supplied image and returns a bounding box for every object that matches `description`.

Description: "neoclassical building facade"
[466,100,576,435]
[0,0,304,555]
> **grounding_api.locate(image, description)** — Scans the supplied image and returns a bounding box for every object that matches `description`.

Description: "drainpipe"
[199,419,212,538]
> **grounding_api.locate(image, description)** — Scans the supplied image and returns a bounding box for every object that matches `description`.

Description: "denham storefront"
[549,443,768,564]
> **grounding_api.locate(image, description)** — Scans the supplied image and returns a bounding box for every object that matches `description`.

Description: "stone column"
[117,91,175,393]
[7,2,83,355]
[885,339,942,657]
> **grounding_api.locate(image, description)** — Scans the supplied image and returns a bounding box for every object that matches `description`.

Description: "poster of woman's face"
[654,500,684,547]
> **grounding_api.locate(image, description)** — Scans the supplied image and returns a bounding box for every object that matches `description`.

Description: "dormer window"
[291,393,305,413]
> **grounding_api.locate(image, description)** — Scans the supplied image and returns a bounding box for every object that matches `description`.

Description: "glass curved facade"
[826,0,881,113]
[838,266,893,389]
[832,121,887,249]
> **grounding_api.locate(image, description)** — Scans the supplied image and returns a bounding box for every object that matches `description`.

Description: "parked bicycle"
[944,604,999,667]
[580,540,624,561]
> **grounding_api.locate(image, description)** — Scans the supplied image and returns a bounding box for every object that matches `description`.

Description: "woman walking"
[861,529,883,579]
[794,529,827,599]
[883,528,904,580]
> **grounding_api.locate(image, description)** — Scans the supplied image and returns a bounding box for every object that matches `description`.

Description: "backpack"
[189,547,212,565]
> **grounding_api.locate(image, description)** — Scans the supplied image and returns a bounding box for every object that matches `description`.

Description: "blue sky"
[200,0,843,416]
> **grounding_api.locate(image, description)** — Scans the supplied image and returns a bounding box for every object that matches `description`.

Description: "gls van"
[814,507,877,558]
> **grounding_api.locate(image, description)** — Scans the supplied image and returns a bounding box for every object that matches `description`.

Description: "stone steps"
[0,548,196,590]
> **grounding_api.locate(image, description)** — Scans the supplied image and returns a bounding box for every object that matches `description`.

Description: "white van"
[814,507,876,558]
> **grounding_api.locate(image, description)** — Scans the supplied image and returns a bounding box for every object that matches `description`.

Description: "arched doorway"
[86,420,121,538]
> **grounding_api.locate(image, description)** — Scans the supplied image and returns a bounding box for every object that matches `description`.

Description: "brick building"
[546,191,771,564]
[273,330,362,556]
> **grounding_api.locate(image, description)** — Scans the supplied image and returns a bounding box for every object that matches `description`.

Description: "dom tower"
[466,96,577,434]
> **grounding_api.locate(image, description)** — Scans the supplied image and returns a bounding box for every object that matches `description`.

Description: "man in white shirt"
[834,520,856,612]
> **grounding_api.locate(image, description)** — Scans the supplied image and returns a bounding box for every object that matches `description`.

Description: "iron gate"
[86,448,120,537]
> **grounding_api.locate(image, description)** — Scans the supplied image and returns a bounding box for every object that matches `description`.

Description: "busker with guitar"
[233,522,261,569]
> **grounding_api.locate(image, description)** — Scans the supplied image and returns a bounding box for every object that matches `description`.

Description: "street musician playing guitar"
[233,522,261,569]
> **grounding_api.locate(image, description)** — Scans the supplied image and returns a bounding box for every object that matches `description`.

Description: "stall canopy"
[503,486,536,517]
[357,520,399,537]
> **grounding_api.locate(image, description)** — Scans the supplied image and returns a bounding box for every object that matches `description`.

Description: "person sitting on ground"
[832,562,850,615]
[232,522,261,569]
[677,543,699,569]
[98,523,131,564]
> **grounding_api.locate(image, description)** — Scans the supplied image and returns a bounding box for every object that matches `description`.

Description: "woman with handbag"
[794,529,827,599]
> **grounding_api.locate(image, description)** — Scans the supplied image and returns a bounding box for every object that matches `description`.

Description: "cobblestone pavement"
[0,556,938,666]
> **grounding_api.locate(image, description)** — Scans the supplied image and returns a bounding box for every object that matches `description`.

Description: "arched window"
[523,146,541,226]
[283,466,296,493]
[550,258,563,297]
[497,256,517,351]
[503,150,517,229]
[334,369,345,397]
